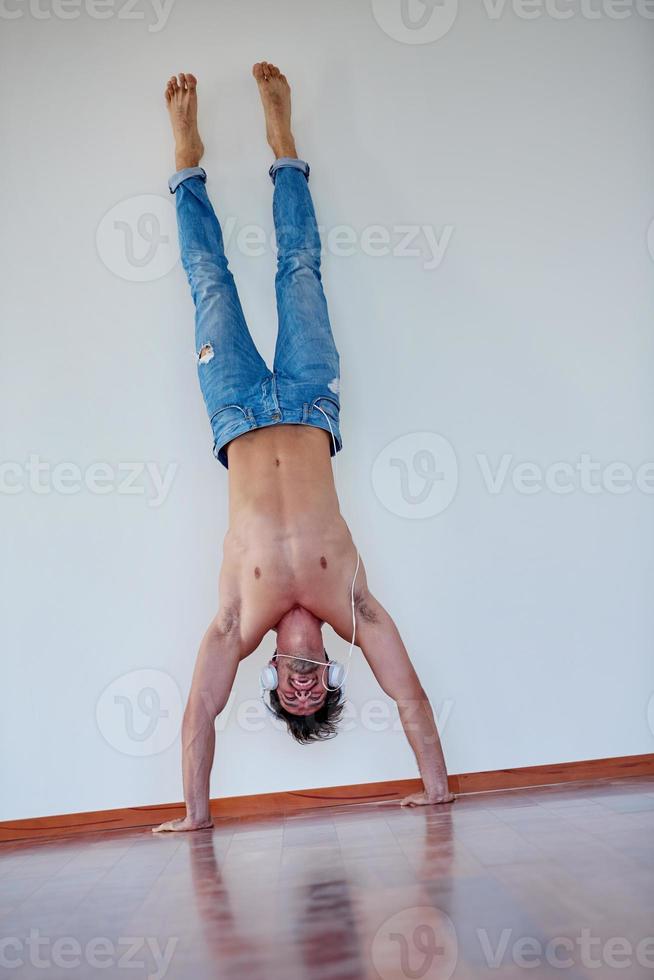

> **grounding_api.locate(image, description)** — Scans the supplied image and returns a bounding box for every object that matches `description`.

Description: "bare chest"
[220,525,359,648]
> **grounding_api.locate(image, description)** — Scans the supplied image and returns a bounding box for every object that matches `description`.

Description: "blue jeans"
[168,159,342,468]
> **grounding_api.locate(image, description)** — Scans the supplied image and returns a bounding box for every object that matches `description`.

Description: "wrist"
[185,801,211,825]
[422,776,450,800]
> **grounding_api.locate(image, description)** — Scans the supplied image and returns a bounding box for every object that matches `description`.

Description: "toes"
[170,75,179,93]
[253,61,281,83]
[186,73,197,89]
[179,72,187,90]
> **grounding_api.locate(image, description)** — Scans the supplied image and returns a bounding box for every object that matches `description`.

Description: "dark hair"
[268,687,345,744]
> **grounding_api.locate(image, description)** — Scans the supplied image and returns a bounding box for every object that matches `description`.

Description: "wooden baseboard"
[2,752,652,844]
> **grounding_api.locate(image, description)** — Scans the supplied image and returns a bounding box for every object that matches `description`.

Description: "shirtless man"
[154,63,453,833]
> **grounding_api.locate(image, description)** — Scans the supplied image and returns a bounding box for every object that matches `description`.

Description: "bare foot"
[252,62,297,160]
[165,72,204,172]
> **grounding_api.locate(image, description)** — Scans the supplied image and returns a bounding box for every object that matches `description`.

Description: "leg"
[270,165,340,395]
[172,171,270,408]
[253,64,342,453]
[166,74,270,464]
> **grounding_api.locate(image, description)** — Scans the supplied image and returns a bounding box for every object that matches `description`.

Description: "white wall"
[2,0,654,821]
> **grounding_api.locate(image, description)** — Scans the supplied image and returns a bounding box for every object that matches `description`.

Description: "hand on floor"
[152,816,214,833]
[400,791,455,807]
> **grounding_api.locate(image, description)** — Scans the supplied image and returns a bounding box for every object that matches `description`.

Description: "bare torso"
[219,424,361,653]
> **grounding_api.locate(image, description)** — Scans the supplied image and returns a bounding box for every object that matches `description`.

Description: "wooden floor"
[1,777,653,980]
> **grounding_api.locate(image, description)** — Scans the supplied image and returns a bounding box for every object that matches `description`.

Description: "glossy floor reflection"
[1,777,654,979]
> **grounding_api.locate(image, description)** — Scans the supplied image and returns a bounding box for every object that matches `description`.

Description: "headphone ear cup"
[327,661,346,689]
[260,665,279,691]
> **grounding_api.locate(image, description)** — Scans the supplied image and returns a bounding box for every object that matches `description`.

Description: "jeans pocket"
[312,395,340,422]
[311,396,341,453]
[210,404,251,436]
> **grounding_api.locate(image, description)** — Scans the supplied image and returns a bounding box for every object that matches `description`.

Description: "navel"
[320,556,328,569]
[275,457,280,467]
[254,566,262,579]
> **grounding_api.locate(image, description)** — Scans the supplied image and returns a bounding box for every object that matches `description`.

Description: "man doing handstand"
[154,63,453,832]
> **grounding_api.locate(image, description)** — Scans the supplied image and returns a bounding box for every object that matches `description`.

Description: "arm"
[153,610,243,832]
[355,591,454,807]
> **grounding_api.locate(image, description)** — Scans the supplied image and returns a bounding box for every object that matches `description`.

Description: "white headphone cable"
[313,399,360,693]
[262,401,360,704]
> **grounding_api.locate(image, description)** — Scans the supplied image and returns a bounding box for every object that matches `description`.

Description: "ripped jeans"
[168,159,342,468]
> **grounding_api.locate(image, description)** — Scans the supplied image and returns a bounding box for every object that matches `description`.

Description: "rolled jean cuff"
[269,158,310,184]
[168,166,207,193]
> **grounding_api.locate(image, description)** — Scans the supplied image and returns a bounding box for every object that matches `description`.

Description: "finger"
[152,821,174,833]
